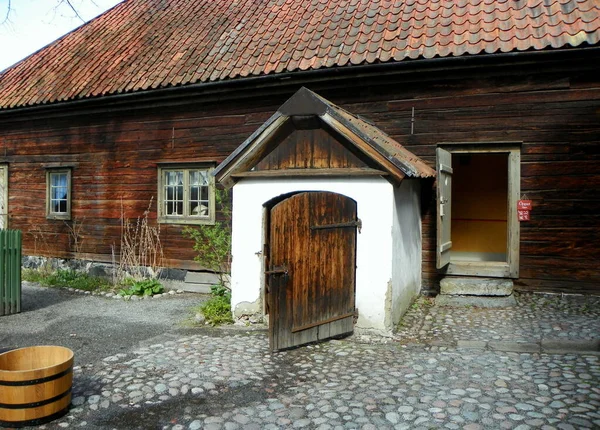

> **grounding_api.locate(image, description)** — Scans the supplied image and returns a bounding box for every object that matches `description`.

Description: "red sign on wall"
[518,200,532,210]
[518,210,530,221]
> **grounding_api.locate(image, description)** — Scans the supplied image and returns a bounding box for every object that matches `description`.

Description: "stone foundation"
[21,255,221,293]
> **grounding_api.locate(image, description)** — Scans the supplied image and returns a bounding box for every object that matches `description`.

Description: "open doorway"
[450,153,508,262]
[436,144,520,278]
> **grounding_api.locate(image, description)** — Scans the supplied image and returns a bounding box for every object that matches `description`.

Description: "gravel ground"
[0,282,204,365]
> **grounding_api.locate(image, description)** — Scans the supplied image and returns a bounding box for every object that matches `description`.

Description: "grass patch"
[22,268,46,283]
[22,268,112,292]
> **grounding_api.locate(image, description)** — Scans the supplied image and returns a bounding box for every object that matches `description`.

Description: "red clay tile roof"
[1,0,598,110]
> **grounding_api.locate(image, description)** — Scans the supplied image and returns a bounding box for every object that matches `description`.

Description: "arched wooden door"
[267,191,358,351]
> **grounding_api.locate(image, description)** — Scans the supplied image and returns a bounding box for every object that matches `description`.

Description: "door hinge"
[265,264,288,276]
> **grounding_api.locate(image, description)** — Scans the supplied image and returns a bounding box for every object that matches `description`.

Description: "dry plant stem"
[64,217,85,253]
[117,198,163,282]
[28,226,56,273]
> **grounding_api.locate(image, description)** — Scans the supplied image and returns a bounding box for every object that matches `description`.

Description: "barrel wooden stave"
[0,346,74,428]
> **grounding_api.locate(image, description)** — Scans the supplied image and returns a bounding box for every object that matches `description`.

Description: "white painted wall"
[230,177,395,331]
[391,179,423,326]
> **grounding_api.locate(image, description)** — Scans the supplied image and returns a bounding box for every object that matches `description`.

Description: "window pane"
[162,168,211,220]
[164,170,184,216]
[190,171,199,186]
[199,171,208,185]
[188,169,209,218]
[50,172,68,214]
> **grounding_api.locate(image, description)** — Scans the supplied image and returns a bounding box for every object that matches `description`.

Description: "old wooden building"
[0,0,598,339]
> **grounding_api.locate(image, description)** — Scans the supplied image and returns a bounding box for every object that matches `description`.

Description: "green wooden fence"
[0,230,22,316]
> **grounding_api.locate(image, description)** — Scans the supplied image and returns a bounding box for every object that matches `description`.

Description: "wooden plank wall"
[0,58,598,294]
[0,99,283,269]
[255,128,366,170]
[331,68,600,295]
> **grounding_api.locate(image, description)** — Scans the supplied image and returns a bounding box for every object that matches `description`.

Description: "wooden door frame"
[436,142,521,278]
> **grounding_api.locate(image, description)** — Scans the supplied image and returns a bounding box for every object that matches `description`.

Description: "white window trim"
[46,168,72,220]
[157,164,216,225]
[437,143,520,278]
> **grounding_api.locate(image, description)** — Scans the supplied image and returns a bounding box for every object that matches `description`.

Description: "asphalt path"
[0,282,203,366]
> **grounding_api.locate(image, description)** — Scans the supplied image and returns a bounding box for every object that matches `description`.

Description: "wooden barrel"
[0,346,74,428]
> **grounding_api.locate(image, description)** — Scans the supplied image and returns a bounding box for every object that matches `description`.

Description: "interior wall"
[391,179,422,327]
[451,153,508,260]
[230,177,395,332]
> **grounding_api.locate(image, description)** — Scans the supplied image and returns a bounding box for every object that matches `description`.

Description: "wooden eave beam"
[319,112,406,185]
[231,167,388,178]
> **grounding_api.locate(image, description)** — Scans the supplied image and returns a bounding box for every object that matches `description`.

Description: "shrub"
[198,284,233,326]
[182,189,232,290]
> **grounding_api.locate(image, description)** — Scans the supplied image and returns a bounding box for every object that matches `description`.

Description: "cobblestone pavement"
[393,292,600,346]
[19,292,600,429]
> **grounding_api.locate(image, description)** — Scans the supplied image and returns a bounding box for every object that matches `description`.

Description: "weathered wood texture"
[0,101,283,269]
[268,192,356,351]
[255,128,367,171]
[0,346,73,427]
[0,55,598,294]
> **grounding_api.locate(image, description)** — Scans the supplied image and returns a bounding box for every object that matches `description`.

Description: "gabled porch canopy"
[213,87,435,187]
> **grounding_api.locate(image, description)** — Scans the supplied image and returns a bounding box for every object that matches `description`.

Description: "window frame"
[46,168,72,220]
[157,164,216,225]
[436,143,521,278]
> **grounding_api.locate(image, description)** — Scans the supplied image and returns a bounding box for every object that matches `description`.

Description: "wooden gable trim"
[213,87,434,188]
[214,113,294,188]
[319,112,406,184]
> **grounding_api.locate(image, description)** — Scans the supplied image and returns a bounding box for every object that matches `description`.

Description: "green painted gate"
[0,230,22,316]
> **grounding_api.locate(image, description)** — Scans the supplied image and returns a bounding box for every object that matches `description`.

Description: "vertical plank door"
[268,191,357,351]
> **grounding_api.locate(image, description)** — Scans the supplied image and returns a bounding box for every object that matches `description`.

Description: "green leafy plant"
[118,278,164,297]
[182,188,232,290]
[197,284,233,325]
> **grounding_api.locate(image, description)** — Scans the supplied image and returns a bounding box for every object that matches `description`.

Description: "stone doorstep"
[435,294,517,308]
[440,277,513,296]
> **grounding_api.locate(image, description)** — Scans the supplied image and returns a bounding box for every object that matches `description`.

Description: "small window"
[46,169,71,220]
[158,165,215,224]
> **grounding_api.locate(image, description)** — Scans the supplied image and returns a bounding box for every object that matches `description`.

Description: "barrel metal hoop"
[0,407,70,428]
[0,387,71,410]
[0,365,72,387]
